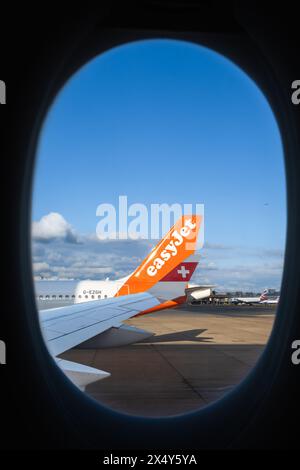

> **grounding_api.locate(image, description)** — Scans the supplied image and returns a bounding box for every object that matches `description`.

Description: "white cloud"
[32,212,78,243]
[31,214,151,281]
[33,262,50,272]
[192,260,283,292]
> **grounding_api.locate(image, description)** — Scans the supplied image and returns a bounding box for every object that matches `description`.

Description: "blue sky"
[32,39,286,291]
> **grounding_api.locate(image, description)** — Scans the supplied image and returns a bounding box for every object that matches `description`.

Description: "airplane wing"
[40,292,160,388]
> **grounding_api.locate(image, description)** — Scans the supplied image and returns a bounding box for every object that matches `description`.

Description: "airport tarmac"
[61,304,276,417]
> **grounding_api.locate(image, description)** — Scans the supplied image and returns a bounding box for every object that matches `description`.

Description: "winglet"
[56,358,110,389]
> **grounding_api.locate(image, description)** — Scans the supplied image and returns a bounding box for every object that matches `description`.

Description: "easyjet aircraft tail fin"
[115,215,202,296]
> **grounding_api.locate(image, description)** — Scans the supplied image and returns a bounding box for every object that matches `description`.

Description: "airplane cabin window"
[32,39,286,418]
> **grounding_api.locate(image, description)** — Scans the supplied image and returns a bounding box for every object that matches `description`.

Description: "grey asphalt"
[61,304,275,417]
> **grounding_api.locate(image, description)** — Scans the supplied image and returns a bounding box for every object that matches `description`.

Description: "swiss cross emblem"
[177,265,190,279]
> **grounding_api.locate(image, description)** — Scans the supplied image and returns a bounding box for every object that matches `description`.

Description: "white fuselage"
[35,277,190,311]
[260,297,279,304]
[35,278,129,310]
[231,296,262,305]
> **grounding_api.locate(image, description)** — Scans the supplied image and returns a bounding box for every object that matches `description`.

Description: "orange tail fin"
[116,215,202,296]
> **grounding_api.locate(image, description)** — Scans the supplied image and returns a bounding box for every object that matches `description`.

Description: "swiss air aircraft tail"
[115,215,202,314]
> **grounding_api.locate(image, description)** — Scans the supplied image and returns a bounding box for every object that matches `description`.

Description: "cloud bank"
[32,212,79,243]
[32,212,284,291]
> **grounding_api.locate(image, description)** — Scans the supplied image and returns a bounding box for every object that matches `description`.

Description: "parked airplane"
[38,215,208,387]
[230,289,278,305]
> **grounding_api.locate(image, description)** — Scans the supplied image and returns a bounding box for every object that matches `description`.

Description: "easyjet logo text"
[147,219,197,277]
